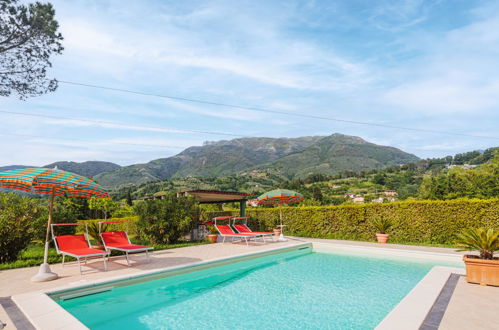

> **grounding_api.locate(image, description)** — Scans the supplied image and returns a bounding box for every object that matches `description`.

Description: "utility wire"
[58,80,499,141]
[0,110,247,138]
[0,132,186,149]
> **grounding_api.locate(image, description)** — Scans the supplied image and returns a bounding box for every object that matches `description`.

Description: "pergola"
[178,189,249,216]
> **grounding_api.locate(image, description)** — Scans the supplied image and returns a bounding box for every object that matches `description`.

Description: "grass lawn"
[0,240,210,271]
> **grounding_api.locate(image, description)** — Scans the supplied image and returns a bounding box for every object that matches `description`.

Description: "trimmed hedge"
[76,216,139,236]
[203,199,499,245]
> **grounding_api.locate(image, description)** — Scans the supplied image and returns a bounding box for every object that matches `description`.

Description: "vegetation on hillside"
[113,147,498,205]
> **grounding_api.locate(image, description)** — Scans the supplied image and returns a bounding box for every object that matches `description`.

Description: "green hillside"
[258,134,419,178]
[94,136,324,188]
[43,161,121,177]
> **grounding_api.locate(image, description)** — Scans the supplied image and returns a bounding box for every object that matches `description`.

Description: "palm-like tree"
[456,228,499,260]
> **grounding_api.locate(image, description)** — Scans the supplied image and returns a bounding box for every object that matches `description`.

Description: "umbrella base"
[31,263,58,282]
[277,233,287,242]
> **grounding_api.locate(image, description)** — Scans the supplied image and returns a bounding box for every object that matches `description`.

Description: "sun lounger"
[51,223,109,274]
[213,216,263,245]
[231,217,274,241]
[99,220,153,266]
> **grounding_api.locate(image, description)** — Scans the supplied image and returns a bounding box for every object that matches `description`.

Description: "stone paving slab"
[439,276,499,330]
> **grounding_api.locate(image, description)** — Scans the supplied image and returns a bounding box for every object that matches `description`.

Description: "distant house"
[352,196,364,204]
[383,190,397,196]
[446,164,478,170]
[372,197,385,203]
[345,193,356,198]
[246,199,259,207]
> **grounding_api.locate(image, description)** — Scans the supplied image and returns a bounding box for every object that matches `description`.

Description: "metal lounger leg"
[103,254,108,271]
[62,254,65,267]
[125,251,130,266]
[77,257,82,275]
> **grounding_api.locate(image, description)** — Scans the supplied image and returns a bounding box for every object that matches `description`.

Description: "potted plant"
[371,217,392,243]
[457,227,499,286]
[87,222,108,249]
[206,224,219,243]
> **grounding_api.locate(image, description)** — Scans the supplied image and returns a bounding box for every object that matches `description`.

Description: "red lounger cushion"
[234,224,272,235]
[101,231,151,250]
[55,235,106,256]
[216,224,257,236]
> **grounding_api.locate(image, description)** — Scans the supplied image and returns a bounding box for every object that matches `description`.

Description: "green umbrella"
[257,189,303,241]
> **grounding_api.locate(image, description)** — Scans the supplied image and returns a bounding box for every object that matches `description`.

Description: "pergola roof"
[178,190,249,204]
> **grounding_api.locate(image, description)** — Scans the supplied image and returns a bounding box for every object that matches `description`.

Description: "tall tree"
[0,0,63,99]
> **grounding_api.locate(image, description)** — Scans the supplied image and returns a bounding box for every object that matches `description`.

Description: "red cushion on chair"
[101,231,129,245]
[234,224,272,235]
[55,234,89,250]
[55,235,106,256]
[101,231,152,250]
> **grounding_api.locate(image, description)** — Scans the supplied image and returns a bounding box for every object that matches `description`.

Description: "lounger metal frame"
[231,216,275,242]
[214,216,264,245]
[99,220,153,266]
[51,222,109,274]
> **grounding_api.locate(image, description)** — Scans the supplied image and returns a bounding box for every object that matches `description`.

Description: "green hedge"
[76,216,139,235]
[203,199,499,245]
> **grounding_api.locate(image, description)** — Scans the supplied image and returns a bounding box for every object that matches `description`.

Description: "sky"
[1,0,499,166]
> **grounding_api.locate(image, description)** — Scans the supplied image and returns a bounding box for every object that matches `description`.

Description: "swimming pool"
[53,247,461,329]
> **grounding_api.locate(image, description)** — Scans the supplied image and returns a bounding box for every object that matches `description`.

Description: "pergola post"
[239,200,246,217]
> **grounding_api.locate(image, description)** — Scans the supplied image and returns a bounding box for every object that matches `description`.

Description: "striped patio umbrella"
[0,167,110,282]
[257,189,303,241]
[257,189,304,205]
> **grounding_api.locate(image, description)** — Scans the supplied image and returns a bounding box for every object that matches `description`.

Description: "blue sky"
[1,0,499,166]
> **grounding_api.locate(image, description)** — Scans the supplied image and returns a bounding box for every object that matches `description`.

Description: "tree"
[0,0,63,99]
[134,193,197,244]
[88,197,118,220]
[0,192,46,262]
[126,189,133,206]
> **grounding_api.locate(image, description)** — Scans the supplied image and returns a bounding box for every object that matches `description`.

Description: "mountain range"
[0,133,420,190]
[94,133,419,188]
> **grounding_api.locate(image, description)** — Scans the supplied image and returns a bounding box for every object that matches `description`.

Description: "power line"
[0,110,247,138]
[0,132,186,149]
[58,80,499,141]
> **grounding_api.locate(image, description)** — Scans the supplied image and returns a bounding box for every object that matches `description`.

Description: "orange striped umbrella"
[0,167,110,281]
[257,189,303,241]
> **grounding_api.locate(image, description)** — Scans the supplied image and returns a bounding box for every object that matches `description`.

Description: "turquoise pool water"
[56,248,460,329]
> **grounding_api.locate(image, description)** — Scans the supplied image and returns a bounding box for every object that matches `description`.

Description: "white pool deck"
[1,237,498,329]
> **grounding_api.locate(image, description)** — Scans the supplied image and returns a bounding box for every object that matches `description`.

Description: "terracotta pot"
[463,255,499,286]
[273,228,281,236]
[375,233,389,243]
[92,245,104,250]
[207,234,218,243]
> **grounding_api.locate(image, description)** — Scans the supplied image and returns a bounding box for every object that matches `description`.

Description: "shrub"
[0,193,46,263]
[77,216,139,240]
[134,193,197,244]
[203,199,499,245]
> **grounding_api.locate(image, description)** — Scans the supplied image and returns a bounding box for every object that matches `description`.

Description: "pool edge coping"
[12,241,465,330]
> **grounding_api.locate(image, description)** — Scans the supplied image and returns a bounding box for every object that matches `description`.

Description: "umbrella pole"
[31,190,58,282]
[278,205,286,242]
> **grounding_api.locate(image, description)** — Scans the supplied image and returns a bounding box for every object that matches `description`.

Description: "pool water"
[57,248,459,329]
